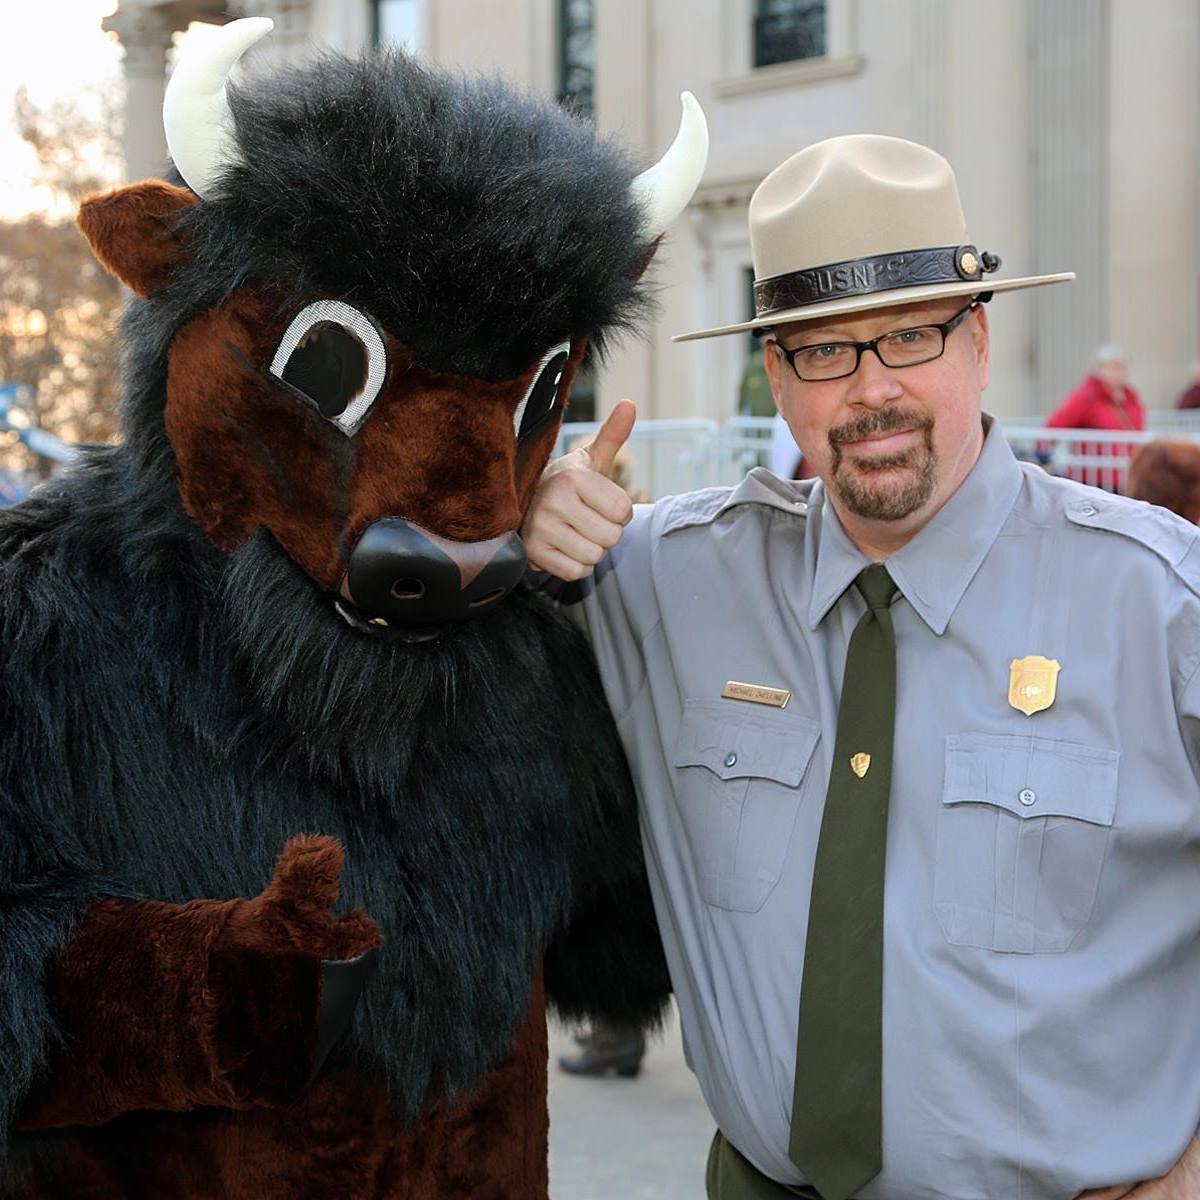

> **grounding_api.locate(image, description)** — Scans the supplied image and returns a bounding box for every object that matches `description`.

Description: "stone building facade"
[104,0,1200,420]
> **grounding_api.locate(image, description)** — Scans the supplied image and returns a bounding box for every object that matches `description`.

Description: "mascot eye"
[513,341,571,441]
[270,300,387,434]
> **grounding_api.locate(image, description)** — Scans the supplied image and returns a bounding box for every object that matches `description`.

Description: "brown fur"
[53,141,639,1200]
[18,838,380,1130]
[163,286,582,591]
[76,183,196,298]
[16,971,548,1200]
[1125,440,1200,523]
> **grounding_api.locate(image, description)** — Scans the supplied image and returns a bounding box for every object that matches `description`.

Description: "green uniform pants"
[706,1131,825,1199]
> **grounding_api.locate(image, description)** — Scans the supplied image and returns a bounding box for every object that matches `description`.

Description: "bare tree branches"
[1,87,123,475]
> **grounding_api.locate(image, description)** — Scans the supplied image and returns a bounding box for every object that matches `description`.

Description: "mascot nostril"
[390,579,425,601]
[338,518,527,632]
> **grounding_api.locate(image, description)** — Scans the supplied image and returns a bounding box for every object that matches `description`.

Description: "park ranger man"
[523,134,1200,1200]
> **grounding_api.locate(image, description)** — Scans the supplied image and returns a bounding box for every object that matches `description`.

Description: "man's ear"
[77,181,199,298]
[970,303,991,392]
[760,338,787,414]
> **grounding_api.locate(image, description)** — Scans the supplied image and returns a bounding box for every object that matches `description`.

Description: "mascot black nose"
[340,519,527,627]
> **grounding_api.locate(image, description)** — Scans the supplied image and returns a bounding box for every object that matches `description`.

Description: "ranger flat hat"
[675,133,1074,341]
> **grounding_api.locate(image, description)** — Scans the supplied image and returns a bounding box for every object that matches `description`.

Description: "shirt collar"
[806,416,1023,635]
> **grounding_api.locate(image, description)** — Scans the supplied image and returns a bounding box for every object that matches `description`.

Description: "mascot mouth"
[333,597,451,644]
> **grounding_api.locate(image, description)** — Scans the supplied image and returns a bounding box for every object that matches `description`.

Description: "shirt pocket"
[672,697,820,912]
[934,731,1119,952]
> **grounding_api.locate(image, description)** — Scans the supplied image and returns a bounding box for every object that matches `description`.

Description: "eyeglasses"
[770,301,979,382]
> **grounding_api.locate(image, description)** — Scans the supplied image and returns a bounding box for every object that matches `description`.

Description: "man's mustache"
[829,408,934,448]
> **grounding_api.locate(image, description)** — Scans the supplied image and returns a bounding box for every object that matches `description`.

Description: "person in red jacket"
[1045,343,1144,491]
[1176,362,1200,410]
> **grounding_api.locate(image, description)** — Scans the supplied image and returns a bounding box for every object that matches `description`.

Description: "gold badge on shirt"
[1008,656,1061,716]
[850,752,871,779]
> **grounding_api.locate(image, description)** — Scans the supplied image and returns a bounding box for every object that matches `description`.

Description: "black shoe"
[558,1035,644,1078]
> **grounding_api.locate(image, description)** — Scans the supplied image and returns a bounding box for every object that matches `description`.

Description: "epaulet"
[1064,492,1200,597]
[658,470,815,537]
[658,486,738,536]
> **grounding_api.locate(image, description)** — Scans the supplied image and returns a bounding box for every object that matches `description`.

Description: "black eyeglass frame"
[769,299,981,382]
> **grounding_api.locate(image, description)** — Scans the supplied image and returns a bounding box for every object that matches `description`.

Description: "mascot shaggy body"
[0,20,706,1199]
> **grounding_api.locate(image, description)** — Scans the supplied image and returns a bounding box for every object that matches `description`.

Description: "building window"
[753,0,826,69]
[374,0,421,53]
[558,0,594,118]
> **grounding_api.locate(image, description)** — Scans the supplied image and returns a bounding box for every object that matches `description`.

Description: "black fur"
[175,50,654,382]
[0,47,670,1181]
[0,448,669,1165]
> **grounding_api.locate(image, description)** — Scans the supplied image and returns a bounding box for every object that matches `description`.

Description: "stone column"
[1107,0,1200,410]
[228,0,314,65]
[309,0,371,56]
[906,0,948,152]
[1025,0,1109,413]
[941,3,1029,419]
[104,4,178,183]
[593,0,654,418]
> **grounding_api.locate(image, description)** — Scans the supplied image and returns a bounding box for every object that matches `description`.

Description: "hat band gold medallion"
[1008,656,1061,716]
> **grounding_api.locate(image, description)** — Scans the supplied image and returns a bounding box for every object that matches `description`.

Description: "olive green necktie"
[789,564,898,1200]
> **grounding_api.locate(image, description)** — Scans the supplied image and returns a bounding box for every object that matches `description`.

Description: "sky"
[0,0,122,217]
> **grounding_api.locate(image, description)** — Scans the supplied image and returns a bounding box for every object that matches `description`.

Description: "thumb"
[585,399,636,476]
[260,834,346,916]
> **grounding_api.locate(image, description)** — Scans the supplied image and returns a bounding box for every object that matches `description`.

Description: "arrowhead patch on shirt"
[1008,656,1061,716]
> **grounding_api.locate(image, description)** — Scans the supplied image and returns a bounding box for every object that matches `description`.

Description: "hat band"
[753,244,998,319]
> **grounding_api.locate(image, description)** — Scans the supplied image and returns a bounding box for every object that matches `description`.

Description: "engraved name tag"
[721,680,791,709]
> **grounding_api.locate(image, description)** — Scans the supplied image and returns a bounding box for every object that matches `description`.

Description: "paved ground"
[548,1004,715,1199]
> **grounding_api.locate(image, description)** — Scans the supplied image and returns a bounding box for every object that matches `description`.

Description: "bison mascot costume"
[0,17,707,1199]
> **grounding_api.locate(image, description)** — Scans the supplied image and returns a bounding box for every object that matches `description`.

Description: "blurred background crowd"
[0,4,1197,1196]
[2,0,1199,514]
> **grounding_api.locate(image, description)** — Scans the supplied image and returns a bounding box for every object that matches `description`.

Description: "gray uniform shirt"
[572,420,1200,1200]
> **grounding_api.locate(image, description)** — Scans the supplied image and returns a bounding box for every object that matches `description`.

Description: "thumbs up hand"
[582,398,636,477]
[521,399,637,581]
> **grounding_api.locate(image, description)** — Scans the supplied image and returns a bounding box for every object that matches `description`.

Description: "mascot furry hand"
[0,18,707,1200]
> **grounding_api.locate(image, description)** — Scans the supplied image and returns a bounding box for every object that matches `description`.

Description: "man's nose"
[845,346,905,409]
[340,519,527,627]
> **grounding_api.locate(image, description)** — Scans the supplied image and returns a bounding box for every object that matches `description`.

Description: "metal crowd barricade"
[718,416,778,484]
[555,418,721,500]
[998,424,1189,493]
[1006,411,1200,437]
[1145,409,1200,436]
[560,416,1200,501]
[0,384,76,465]
[4,403,1200,508]
[656,417,1200,498]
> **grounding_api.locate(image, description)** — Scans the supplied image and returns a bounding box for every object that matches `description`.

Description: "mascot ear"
[77,181,198,298]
